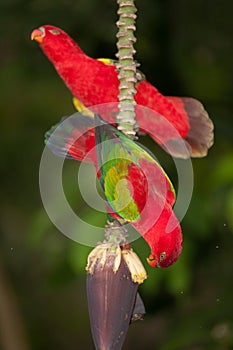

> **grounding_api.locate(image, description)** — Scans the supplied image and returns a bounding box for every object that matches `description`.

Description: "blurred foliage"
[0,0,233,349]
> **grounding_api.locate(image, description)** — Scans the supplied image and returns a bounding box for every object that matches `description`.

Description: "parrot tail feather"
[167,97,214,158]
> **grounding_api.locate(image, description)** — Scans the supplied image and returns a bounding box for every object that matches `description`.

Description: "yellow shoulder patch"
[72,97,94,118]
[97,58,114,65]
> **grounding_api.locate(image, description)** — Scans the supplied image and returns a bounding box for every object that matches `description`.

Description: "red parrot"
[31,25,214,158]
[46,112,182,268]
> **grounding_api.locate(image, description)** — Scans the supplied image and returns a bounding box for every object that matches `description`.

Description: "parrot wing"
[45,112,97,163]
[94,114,175,222]
[45,111,175,223]
[73,58,214,159]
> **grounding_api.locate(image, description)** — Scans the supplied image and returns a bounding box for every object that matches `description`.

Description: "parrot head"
[145,219,183,269]
[31,25,83,62]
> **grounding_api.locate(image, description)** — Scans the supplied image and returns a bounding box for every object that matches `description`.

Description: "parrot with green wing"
[46,112,182,268]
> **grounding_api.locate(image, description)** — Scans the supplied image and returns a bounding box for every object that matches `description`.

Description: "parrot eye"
[49,29,61,35]
[159,252,166,261]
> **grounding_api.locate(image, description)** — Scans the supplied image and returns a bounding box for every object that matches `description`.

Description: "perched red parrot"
[46,112,182,268]
[31,25,214,158]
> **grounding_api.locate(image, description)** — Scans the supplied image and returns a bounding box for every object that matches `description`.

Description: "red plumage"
[31,25,213,158]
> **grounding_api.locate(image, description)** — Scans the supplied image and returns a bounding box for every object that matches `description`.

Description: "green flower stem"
[116,0,138,138]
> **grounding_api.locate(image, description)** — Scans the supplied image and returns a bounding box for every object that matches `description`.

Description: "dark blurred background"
[0,0,233,349]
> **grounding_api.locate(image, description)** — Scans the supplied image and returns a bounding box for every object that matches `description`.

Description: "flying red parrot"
[31,25,214,158]
[46,112,182,268]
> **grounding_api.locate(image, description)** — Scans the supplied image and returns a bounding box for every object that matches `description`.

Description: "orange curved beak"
[31,29,44,43]
[146,253,157,268]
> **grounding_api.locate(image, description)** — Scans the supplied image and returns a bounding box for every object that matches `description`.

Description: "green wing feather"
[104,157,140,221]
[94,114,175,222]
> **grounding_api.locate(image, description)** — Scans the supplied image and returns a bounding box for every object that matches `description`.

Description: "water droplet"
[216,245,219,249]
[216,298,220,302]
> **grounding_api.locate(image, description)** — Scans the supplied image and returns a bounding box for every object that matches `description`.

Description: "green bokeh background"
[0,0,233,349]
